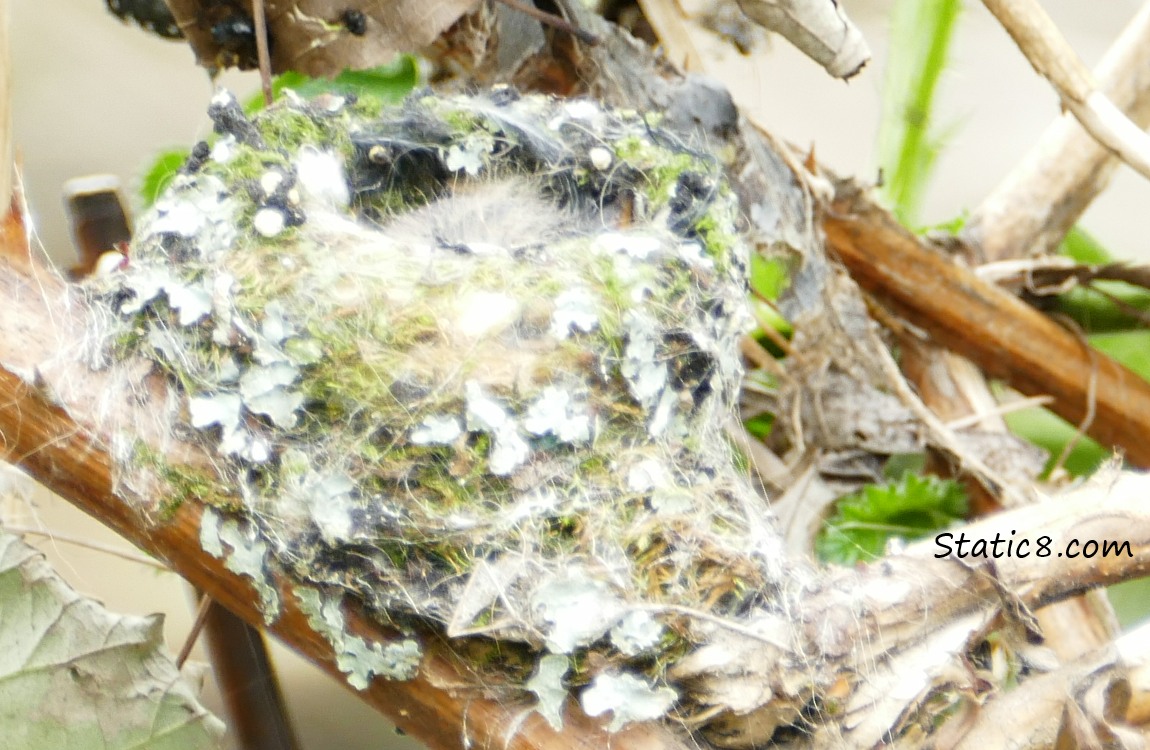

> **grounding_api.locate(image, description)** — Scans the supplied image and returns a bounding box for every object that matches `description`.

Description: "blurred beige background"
[7,1,1150,748]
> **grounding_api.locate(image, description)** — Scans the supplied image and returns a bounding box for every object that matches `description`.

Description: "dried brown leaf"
[166,0,480,76]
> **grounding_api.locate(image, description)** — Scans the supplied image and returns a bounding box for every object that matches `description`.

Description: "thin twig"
[981,0,1150,181]
[965,1,1150,260]
[495,0,600,45]
[252,0,273,107]
[943,394,1053,431]
[0,0,11,214]
[1,523,169,570]
[823,184,1150,469]
[871,315,1029,506]
[176,593,214,669]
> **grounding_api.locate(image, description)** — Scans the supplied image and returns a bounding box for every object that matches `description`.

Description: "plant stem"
[877,0,962,224]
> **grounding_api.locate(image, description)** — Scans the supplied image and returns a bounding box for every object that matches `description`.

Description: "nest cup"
[87,86,793,728]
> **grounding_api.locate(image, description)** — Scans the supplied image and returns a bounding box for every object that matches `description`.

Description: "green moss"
[414,465,478,512]
[432,104,488,137]
[613,136,700,206]
[693,202,739,267]
[132,442,239,516]
[610,133,739,273]
[347,94,387,121]
[202,143,289,186]
[255,106,342,154]
[423,542,473,576]
[450,637,537,681]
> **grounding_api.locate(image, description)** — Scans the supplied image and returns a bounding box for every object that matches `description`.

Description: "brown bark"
[823,183,1150,468]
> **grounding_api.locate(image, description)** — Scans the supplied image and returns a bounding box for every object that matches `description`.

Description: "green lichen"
[295,587,422,686]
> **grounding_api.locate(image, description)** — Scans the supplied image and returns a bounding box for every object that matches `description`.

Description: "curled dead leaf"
[165,0,481,76]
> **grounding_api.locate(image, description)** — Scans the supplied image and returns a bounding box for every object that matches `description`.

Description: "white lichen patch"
[465,380,511,433]
[621,312,669,407]
[164,280,213,326]
[626,457,670,492]
[238,362,299,401]
[445,141,483,176]
[526,654,570,731]
[410,415,463,446]
[294,147,349,209]
[217,517,280,621]
[454,290,520,338]
[88,89,778,727]
[488,423,531,477]
[549,287,599,338]
[145,174,238,258]
[532,572,625,654]
[303,472,357,542]
[189,392,243,431]
[581,672,679,731]
[253,207,287,238]
[295,588,422,688]
[610,611,665,656]
[239,364,303,428]
[523,386,591,444]
[199,506,224,558]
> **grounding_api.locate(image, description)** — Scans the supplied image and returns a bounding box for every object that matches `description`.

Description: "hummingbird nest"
[86,87,800,730]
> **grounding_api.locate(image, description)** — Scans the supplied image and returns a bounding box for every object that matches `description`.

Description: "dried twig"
[0,0,11,215]
[981,0,1150,181]
[0,523,167,569]
[965,1,1150,260]
[496,0,600,45]
[198,590,302,750]
[252,0,273,106]
[823,182,1150,467]
[176,593,214,669]
[637,0,869,78]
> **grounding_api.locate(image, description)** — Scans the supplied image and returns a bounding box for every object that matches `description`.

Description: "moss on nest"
[88,86,786,727]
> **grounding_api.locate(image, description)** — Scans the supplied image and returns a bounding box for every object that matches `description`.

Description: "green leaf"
[815,473,968,565]
[1091,330,1150,382]
[243,58,419,114]
[1003,406,1108,478]
[139,148,191,208]
[743,413,774,441]
[1055,283,1150,334]
[750,253,788,301]
[0,531,224,749]
[1059,225,1113,265]
[1107,578,1150,628]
